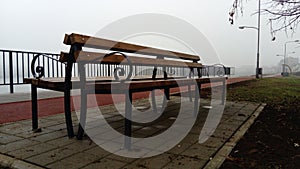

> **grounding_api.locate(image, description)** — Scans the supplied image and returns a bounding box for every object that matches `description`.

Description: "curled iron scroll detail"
[31,54,65,79]
[90,52,133,81]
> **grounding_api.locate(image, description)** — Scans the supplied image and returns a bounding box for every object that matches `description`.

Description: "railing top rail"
[0,49,59,56]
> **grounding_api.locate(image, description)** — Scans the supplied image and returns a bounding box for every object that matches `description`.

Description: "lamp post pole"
[239,0,261,79]
[256,0,261,79]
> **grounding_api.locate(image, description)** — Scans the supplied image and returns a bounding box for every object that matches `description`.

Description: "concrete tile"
[181,143,216,160]
[124,153,177,169]
[64,139,97,152]
[131,126,162,137]
[222,119,243,127]
[211,128,234,139]
[46,152,99,169]
[162,155,207,169]
[39,119,66,128]
[201,136,226,149]
[31,130,67,142]
[17,119,34,125]
[0,139,40,153]
[82,158,127,169]
[14,127,54,139]
[0,122,32,135]
[26,147,77,166]
[168,141,193,155]
[45,123,68,131]
[46,136,77,147]
[0,132,23,144]
[106,153,136,163]
[8,143,57,159]
[83,146,110,159]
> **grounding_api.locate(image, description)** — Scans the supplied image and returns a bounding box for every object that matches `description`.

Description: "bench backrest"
[60,33,202,78]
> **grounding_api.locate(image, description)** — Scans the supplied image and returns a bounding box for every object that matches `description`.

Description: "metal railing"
[0,49,64,93]
[0,49,234,93]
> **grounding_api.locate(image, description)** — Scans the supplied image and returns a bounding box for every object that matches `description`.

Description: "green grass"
[227,76,300,107]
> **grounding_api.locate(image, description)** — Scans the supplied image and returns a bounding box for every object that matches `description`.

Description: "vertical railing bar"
[42,53,45,78]
[91,64,93,77]
[22,52,25,81]
[60,55,63,77]
[89,64,91,77]
[92,64,94,77]
[47,54,50,77]
[37,52,40,67]
[94,64,96,77]
[3,51,6,84]
[16,52,20,84]
[9,51,14,93]
[52,56,54,77]
[99,64,101,76]
[27,53,30,78]
[96,64,98,76]
[56,57,59,77]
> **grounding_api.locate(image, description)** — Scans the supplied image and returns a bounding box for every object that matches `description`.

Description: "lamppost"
[277,52,295,74]
[239,0,261,79]
[283,40,299,76]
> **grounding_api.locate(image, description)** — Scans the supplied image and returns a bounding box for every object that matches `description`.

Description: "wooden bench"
[25,33,227,147]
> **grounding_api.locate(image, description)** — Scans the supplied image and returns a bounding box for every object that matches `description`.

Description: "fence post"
[9,51,14,93]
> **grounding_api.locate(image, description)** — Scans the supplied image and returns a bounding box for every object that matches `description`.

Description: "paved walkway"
[0,95,265,169]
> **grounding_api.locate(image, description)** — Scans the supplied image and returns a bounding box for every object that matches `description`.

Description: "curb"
[203,103,266,169]
[0,154,44,169]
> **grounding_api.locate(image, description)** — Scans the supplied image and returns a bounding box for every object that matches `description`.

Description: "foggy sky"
[1,0,300,68]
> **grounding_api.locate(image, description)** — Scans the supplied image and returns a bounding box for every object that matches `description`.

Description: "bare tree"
[229,0,300,37]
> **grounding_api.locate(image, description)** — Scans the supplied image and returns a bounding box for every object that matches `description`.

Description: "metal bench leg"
[64,90,74,138]
[31,84,39,131]
[77,90,87,140]
[164,87,170,100]
[124,91,132,150]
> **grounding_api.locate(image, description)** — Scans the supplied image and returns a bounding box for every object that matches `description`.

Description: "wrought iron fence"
[0,49,234,93]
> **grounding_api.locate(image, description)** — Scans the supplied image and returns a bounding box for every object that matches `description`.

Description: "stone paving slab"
[0,96,264,169]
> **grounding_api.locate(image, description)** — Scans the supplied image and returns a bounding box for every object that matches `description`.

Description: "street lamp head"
[295,40,299,42]
[238,26,245,29]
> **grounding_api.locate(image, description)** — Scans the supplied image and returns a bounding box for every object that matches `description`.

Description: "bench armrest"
[31,54,66,79]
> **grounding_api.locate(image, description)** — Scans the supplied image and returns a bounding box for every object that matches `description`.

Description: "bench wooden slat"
[60,51,202,68]
[24,76,226,92]
[64,33,200,61]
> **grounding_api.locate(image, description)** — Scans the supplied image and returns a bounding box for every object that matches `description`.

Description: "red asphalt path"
[0,77,254,124]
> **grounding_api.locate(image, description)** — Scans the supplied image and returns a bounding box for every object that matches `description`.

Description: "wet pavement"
[0,94,265,169]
